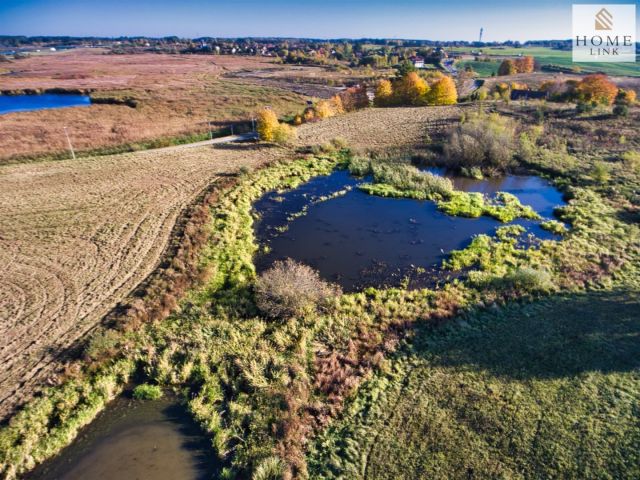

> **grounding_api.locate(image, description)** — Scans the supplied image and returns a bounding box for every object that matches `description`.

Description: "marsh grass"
[351,156,540,222]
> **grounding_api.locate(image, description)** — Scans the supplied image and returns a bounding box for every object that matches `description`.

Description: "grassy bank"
[308,271,640,479]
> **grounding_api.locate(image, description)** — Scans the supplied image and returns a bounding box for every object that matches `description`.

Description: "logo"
[573,4,636,62]
[594,7,613,30]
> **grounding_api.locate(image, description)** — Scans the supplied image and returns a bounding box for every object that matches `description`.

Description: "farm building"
[410,56,425,68]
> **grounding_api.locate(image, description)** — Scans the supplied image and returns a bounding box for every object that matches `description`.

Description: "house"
[510,89,548,101]
[409,56,425,68]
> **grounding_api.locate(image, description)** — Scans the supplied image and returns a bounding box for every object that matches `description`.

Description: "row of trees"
[257,85,371,143]
[540,74,631,106]
[497,56,535,76]
[374,72,458,106]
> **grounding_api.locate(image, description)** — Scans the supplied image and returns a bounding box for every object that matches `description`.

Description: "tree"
[256,107,279,142]
[394,72,428,105]
[577,74,618,105]
[339,85,369,111]
[395,60,417,77]
[374,79,393,107]
[428,76,458,105]
[330,94,345,114]
[498,59,517,76]
[514,56,535,73]
[616,88,637,105]
[314,100,335,119]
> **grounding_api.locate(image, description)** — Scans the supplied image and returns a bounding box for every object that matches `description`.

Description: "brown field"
[0,50,314,162]
[0,142,283,418]
[0,105,459,419]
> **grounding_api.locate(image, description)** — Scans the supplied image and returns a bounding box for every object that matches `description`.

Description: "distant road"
[158,132,258,152]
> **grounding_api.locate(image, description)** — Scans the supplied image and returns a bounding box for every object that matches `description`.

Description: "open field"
[0,50,313,162]
[0,105,460,420]
[309,274,640,479]
[0,142,285,418]
[450,46,640,77]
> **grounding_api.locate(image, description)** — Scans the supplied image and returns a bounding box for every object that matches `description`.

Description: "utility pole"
[63,127,76,160]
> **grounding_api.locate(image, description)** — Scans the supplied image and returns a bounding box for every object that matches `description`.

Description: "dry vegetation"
[0,105,459,420]
[296,105,462,151]
[0,142,283,418]
[0,50,312,161]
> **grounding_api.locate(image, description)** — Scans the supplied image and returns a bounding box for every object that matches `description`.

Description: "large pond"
[0,94,91,114]
[254,168,567,291]
[26,395,219,480]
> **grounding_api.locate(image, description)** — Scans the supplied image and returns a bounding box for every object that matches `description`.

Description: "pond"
[253,168,567,291]
[0,94,91,114]
[26,395,219,480]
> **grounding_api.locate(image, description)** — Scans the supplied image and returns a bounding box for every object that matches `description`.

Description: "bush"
[84,329,121,362]
[272,123,297,145]
[621,151,640,171]
[444,113,516,173]
[591,162,610,184]
[504,267,554,293]
[540,219,568,235]
[133,383,163,400]
[613,104,628,117]
[255,259,341,318]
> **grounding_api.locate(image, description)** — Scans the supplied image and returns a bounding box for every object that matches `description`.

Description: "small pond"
[254,168,567,291]
[26,395,219,480]
[0,94,91,114]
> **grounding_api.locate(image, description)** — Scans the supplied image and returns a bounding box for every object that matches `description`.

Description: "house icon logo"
[595,7,613,30]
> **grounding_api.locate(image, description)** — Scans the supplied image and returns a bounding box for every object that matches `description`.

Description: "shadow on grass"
[417,286,640,380]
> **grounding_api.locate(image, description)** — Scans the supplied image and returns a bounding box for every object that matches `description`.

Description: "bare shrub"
[444,113,517,173]
[255,259,341,318]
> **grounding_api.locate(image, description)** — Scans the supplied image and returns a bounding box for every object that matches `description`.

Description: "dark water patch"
[254,169,567,291]
[0,94,91,114]
[26,395,219,480]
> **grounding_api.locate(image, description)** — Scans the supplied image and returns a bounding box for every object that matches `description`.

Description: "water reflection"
[254,168,567,291]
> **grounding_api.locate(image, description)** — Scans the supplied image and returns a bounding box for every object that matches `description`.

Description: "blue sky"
[0,0,637,41]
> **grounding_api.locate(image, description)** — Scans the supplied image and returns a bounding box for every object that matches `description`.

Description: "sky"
[0,0,638,42]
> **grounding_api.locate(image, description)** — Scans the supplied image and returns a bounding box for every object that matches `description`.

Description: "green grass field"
[450,46,640,77]
[309,275,640,479]
[456,59,500,77]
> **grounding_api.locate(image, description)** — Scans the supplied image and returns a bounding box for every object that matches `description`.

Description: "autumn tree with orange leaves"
[577,74,618,105]
[393,72,429,105]
[514,56,535,73]
[498,59,517,76]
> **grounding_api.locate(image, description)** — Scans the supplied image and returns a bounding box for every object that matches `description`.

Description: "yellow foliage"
[374,79,393,107]
[272,123,296,145]
[256,107,279,142]
[394,72,429,105]
[315,100,335,119]
[330,95,345,114]
[428,76,458,105]
[303,107,315,122]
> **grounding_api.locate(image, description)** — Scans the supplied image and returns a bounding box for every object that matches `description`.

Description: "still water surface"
[26,396,219,480]
[254,168,566,290]
[0,94,91,114]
